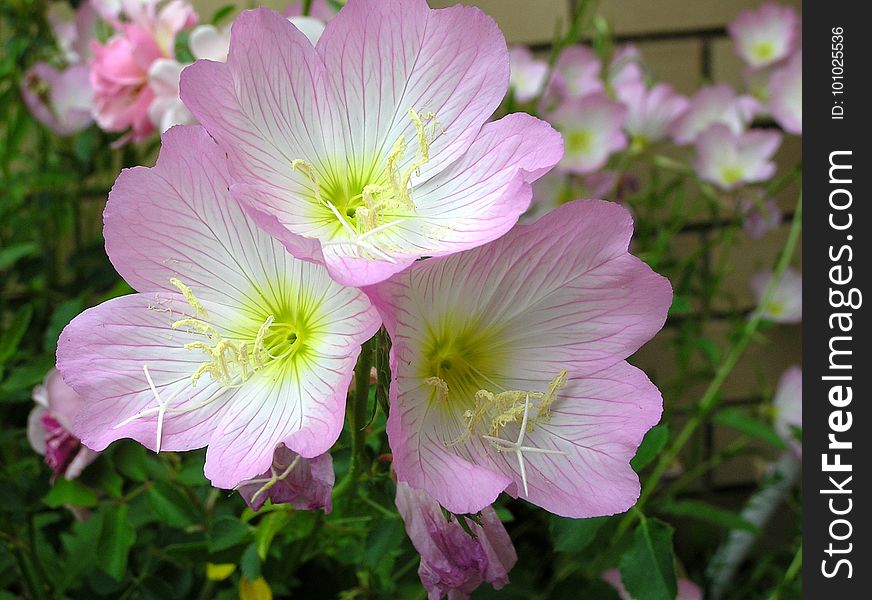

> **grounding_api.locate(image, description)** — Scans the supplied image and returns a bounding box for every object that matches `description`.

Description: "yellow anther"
[171,277,208,316]
[424,376,450,403]
[173,318,220,340]
[536,370,568,422]
[291,159,324,202]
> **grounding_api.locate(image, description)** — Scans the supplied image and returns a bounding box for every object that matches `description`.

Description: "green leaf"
[43,478,98,508]
[97,504,136,580]
[0,357,54,399]
[364,519,405,569]
[211,3,236,25]
[255,511,290,560]
[549,516,607,553]
[0,305,33,365]
[0,242,38,270]
[112,442,148,481]
[240,542,261,580]
[631,424,669,472]
[147,481,200,528]
[713,408,786,449]
[208,516,253,552]
[659,500,759,533]
[43,298,83,353]
[618,517,677,600]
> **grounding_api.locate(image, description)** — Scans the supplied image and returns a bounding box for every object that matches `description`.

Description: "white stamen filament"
[481,395,567,497]
[234,455,302,504]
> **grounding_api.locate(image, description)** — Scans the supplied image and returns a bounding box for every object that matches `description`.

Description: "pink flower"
[616,81,689,149]
[602,569,703,600]
[693,124,781,190]
[769,51,801,135]
[751,267,802,324]
[89,0,197,142]
[740,194,782,239]
[728,3,799,69]
[509,46,549,103]
[773,366,802,457]
[181,3,563,287]
[549,93,627,175]
[671,84,760,145]
[28,369,99,480]
[544,45,604,104]
[395,482,516,600]
[366,201,670,517]
[147,59,194,132]
[57,126,381,489]
[49,2,98,64]
[237,445,334,512]
[21,63,94,136]
[606,45,645,92]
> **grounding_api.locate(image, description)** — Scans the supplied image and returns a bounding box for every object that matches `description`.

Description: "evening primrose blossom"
[180,1,562,287]
[57,126,380,489]
[367,201,671,518]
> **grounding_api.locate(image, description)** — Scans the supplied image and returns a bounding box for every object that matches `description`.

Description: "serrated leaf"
[713,408,786,449]
[631,424,669,472]
[659,500,759,533]
[43,478,98,508]
[618,517,677,600]
[97,504,136,580]
[549,516,607,553]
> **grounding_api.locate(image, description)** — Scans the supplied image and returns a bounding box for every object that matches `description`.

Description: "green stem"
[766,543,802,600]
[609,191,803,556]
[333,338,374,499]
[302,0,314,17]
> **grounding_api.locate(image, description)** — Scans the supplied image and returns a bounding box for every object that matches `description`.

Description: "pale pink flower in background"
[49,2,98,64]
[367,201,670,518]
[28,369,99,480]
[549,93,627,175]
[740,194,782,239]
[545,45,604,103]
[728,3,799,69]
[772,365,802,457]
[188,23,232,61]
[602,569,703,600]
[671,84,760,145]
[616,81,689,149]
[509,46,549,103]
[237,445,334,512]
[182,3,563,287]
[89,0,197,142]
[21,63,94,136]
[57,126,381,489]
[395,482,516,600]
[606,44,645,92]
[751,267,802,324]
[769,51,802,135]
[693,124,781,190]
[147,58,194,132]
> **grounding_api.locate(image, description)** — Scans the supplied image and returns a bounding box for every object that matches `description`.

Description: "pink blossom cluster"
[44,1,677,597]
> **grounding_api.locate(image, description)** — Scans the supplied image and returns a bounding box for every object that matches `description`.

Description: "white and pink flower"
[181,2,563,287]
[671,84,760,145]
[237,445,334,512]
[773,365,802,457]
[367,200,670,518]
[751,267,802,324]
[509,46,549,103]
[693,124,782,190]
[28,369,99,480]
[616,81,689,149]
[769,51,802,135]
[21,63,94,136]
[57,126,381,490]
[548,93,627,175]
[728,3,799,69]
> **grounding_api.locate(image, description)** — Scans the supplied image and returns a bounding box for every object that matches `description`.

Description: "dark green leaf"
[549,516,607,553]
[97,504,136,580]
[208,516,253,552]
[240,542,261,580]
[618,517,677,600]
[147,481,200,528]
[43,478,98,508]
[631,424,669,472]
[0,305,33,365]
[0,241,38,270]
[211,4,236,25]
[659,500,759,532]
[713,408,786,449]
[43,297,83,353]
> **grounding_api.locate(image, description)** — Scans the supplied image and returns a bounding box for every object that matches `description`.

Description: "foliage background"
[1,0,802,598]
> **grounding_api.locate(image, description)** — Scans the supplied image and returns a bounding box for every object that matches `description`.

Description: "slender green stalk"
[333,338,375,499]
[302,0,314,17]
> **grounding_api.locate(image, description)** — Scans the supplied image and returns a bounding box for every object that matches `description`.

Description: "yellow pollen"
[171,277,208,316]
